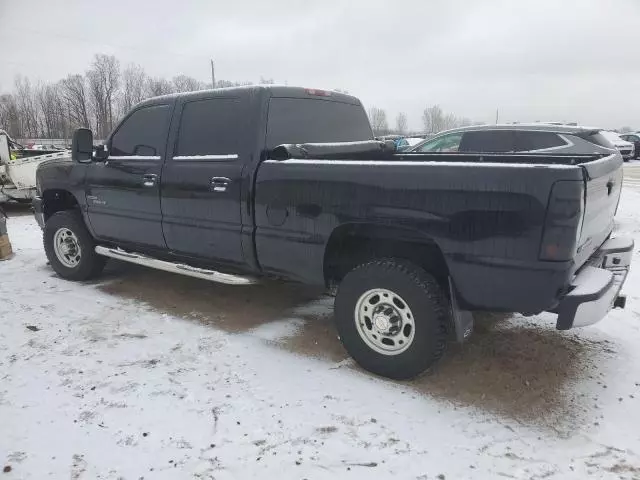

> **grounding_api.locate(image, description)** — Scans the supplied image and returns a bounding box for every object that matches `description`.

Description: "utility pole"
[495,108,499,124]
[210,59,216,89]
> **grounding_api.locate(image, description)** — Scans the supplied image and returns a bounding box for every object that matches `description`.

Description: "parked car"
[33,86,632,380]
[408,124,622,155]
[619,132,640,159]
[599,131,635,161]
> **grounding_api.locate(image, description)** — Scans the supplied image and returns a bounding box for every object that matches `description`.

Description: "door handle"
[142,173,158,187]
[210,177,231,193]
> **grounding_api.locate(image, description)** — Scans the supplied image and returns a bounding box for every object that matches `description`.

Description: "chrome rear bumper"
[555,237,633,330]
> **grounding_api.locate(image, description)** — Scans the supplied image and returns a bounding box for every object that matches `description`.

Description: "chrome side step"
[95,246,257,285]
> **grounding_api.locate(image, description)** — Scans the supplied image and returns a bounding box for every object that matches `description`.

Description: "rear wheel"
[335,258,450,380]
[44,211,106,281]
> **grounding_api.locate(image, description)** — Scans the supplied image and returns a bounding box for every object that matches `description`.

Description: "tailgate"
[574,153,624,271]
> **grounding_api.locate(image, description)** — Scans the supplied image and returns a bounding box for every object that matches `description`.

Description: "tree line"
[368,105,474,137]
[0,53,274,140]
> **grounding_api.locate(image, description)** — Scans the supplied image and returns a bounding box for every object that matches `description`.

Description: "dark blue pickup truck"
[33,86,632,379]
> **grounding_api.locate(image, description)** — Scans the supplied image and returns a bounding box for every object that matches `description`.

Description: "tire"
[43,210,106,281]
[334,258,450,380]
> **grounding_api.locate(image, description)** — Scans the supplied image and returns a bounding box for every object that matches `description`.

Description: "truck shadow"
[412,313,615,431]
[97,262,614,430]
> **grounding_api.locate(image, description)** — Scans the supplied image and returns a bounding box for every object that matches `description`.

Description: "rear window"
[458,130,515,153]
[266,98,373,149]
[516,131,567,151]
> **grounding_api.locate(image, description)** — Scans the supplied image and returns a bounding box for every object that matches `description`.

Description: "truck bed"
[255,146,622,315]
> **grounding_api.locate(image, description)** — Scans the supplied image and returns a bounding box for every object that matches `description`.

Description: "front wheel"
[43,211,106,281]
[334,258,450,380]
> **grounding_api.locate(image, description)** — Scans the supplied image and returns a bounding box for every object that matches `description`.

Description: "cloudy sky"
[1,0,639,130]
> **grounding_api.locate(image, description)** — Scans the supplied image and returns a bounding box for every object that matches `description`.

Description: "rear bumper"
[32,196,45,229]
[555,237,633,330]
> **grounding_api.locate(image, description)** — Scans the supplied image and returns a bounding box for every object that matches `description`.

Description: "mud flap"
[449,278,474,343]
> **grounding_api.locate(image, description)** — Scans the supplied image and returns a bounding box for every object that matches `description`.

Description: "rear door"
[160,96,249,268]
[85,103,171,248]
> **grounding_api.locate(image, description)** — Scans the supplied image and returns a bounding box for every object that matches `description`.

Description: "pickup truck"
[33,86,633,380]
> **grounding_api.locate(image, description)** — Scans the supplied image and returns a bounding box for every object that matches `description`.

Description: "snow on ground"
[2,170,640,479]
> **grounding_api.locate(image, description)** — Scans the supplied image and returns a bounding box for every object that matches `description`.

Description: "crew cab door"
[160,96,248,268]
[85,103,172,248]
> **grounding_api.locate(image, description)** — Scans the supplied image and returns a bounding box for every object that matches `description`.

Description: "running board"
[95,246,257,285]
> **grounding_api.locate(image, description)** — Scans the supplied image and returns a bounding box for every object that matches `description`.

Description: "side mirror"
[71,128,93,163]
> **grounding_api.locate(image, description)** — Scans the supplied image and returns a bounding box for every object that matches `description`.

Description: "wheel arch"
[42,189,81,221]
[323,222,449,288]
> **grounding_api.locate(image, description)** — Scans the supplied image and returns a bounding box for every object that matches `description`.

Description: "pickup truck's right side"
[253,135,632,378]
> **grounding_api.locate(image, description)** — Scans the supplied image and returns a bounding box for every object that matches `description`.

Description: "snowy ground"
[2,164,640,479]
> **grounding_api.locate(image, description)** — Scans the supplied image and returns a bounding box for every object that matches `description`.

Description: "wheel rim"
[53,228,82,268]
[354,288,415,355]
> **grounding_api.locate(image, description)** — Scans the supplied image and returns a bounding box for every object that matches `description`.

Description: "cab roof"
[137,85,362,108]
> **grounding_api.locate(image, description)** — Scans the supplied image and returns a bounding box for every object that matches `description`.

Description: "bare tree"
[59,74,91,130]
[443,112,459,131]
[422,105,445,134]
[146,77,174,97]
[1,52,299,139]
[395,112,408,134]
[0,94,22,138]
[368,107,388,136]
[14,75,41,138]
[120,64,148,115]
[619,126,633,133]
[172,75,204,93]
[37,83,67,139]
[87,54,121,138]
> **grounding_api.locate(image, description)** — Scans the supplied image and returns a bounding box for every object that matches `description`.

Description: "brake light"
[305,88,332,97]
[539,181,584,261]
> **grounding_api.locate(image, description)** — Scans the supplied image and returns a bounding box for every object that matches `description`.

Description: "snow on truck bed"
[2,176,640,479]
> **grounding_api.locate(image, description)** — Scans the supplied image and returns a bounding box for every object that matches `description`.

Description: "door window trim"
[172,154,239,161]
[108,155,162,161]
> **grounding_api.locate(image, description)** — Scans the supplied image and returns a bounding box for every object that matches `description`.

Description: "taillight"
[539,180,584,261]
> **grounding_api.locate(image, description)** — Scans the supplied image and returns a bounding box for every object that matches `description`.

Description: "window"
[627,135,640,142]
[458,130,516,153]
[266,98,373,149]
[110,105,170,157]
[414,133,463,152]
[175,98,244,158]
[515,131,567,151]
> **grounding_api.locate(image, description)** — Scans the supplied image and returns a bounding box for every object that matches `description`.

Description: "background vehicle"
[0,130,70,203]
[34,86,632,380]
[409,124,620,155]
[600,130,635,161]
[620,132,640,159]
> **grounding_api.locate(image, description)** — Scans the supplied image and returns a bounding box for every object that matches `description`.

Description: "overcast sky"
[1,0,639,130]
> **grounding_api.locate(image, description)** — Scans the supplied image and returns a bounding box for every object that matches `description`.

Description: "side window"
[458,131,515,153]
[110,105,170,157]
[174,98,243,158]
[415,133,463,152]
[515,131,568,151]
